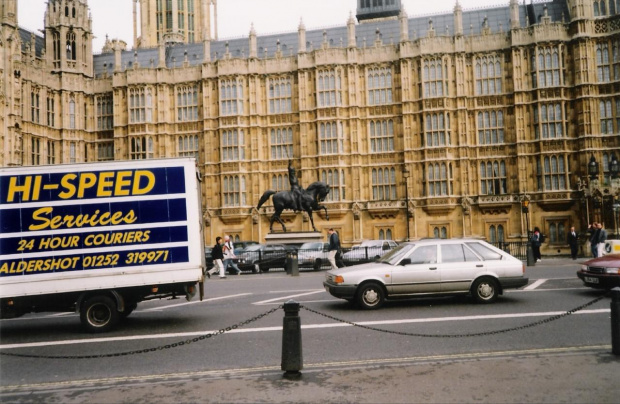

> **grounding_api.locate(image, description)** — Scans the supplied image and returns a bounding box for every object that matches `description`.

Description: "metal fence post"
[281,300,303,379]
[611,287,620,355]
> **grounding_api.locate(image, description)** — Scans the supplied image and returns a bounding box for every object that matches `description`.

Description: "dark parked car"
[577,254,620,289]
[232,240,259,255]
[237,244,289,273]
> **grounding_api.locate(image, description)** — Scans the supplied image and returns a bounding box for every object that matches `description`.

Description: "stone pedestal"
[265,231,323,247]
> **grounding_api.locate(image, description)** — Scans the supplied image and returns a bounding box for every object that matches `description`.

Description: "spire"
[298,18,307,53]
[347,11,356,48]
[249,23,257,58]
[453,0,463,36]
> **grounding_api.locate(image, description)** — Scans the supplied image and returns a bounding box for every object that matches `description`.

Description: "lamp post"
[612,154,619,238]
[614,199,620,239]
[403,168,410,242]
[589,155,600,181]
[522,199,535,266]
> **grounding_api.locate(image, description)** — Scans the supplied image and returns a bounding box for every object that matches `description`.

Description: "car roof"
[403,238,489,245]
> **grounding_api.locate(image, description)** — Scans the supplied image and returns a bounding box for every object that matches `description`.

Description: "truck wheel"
[80,295,119,333]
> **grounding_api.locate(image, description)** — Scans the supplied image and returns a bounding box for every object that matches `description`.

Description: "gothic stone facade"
[2,0,620,254]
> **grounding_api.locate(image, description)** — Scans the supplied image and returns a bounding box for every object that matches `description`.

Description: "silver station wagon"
[323,239,528,309]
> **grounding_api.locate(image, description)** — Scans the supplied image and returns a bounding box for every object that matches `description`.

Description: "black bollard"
[611,287,620,355]
[281,300,303,379]
[526,241,536,267]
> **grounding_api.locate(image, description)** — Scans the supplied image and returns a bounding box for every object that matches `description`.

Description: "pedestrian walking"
[596,223,608,257]
[588,222,600,258]
[207,237,226,278]
[327,228,341,271]
[531,227,542,262]
[567,226,579,260]
[223,235,242,275]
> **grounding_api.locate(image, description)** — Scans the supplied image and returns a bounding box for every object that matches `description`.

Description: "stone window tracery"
[477,110,504,145]
[178,134,199,159]
[423,58,445,97]
[480,160,507,195]
[367,67,393,105]
[270,128,293,160]
[177,85,199,122]
[223,175,246,207]
[534,103,564,139]
[130,136,154,160]
[317,69,342,107]
[129,87,153,123]
[322,169,346,202]
[369,119,394,152]
[220,78,244,116]
[475,55,502,95]
[424,113,450,147]
[426,162,453,197]
[319,121,343,155]
[221,129,245,161]
[372,167,396,200]
[268,77,292,114]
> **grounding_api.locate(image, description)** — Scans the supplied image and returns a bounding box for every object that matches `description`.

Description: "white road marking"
[253,289,325,305]
[138,293,252,312]
[524,279,548,290]
[0,308,610,350]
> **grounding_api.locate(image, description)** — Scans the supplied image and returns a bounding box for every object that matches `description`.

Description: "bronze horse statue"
[257,181,330,232]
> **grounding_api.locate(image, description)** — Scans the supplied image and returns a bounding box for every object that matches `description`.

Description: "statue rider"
[288,160,303,212]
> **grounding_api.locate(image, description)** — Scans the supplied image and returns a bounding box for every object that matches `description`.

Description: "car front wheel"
[472,277,499,304]
[356,282,385,309]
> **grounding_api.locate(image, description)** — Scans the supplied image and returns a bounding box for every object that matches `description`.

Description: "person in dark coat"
[567,226,579,260]
[531,227,542,262]
[588,222,600,258]
[207,237,226,278]
[327,228,341,270]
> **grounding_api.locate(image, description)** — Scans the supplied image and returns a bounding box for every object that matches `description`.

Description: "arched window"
[66,32,76,60]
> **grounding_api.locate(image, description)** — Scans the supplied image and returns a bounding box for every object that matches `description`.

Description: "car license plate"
[584,276,599,284]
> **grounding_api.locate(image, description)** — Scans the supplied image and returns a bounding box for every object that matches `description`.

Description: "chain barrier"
[0,305,283,360]
[300,293,609,338]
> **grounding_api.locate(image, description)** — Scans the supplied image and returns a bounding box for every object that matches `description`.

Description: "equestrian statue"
[256,160,330,232]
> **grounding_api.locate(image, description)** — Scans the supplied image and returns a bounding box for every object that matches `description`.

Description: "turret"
[1,0,17,27]
[399,8,409,42]
[44,0,93,76]
[510,0,520,29]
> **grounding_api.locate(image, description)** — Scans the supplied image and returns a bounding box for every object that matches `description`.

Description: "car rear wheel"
[472,277,499,304]
[356,282,385,310]
[313,259,322,271]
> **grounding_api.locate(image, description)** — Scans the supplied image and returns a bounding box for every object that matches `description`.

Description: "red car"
[577,254,620,289]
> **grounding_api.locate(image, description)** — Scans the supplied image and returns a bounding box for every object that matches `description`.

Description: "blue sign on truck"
[0,158,205,332]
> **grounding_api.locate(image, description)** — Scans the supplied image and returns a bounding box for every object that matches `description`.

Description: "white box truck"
[0,158,205,332]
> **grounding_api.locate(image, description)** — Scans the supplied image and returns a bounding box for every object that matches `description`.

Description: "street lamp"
[522,199,535,266]
[614,199,620,239]
[588,155,599,181]
[403,168,410,242]
[611,154,619,180]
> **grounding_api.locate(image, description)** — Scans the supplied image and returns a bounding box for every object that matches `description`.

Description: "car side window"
[410,245,437,264]
[462,245,482,262]
[465,242,502,260]
[441,244,465,263]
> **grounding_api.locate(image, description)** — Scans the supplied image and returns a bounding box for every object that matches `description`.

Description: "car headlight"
[605,268,620,274]
[581,265,589,271]
[334,275,344,284]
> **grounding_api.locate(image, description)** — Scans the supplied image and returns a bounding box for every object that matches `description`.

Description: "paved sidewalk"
[3,346,618,403]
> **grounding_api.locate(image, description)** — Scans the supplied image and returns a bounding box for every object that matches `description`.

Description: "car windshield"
[244,244,263,252]
[378,244,415,265]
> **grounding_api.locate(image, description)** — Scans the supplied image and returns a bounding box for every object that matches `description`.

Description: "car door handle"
[429,267,437,270]
[476,264,483,267]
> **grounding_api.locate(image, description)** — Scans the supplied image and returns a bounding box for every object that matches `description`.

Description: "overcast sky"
[18,0,508,52]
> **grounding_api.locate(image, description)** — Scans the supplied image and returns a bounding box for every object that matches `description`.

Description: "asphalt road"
[1,258,618,403]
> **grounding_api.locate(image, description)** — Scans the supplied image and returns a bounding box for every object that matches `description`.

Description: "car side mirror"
[400,258,411,266]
